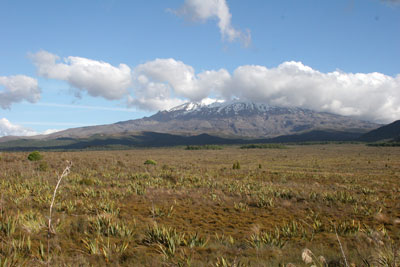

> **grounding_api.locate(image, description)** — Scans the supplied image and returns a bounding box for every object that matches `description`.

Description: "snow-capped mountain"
[167,98,224,113]
[42,100,379,139]
[163,100,315,119]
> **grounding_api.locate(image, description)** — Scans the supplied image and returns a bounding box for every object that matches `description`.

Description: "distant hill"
[0,130,366,151]
[358,120,400,142]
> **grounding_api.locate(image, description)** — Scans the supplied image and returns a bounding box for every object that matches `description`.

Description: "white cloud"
[0,118,37,137]
[127,74,186,111]
[0,75,41,109]
[129,58,230,111]
[27,50,400,123]
[42,129,62,135]
[134,58,200,100]
[30,50,132,100]
[130,58,400,123]
[175,0,251,46]
[127,95,186,112]
[0,118,64,137]
[225,62,400,123]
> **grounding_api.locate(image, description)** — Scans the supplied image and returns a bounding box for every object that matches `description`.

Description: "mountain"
[40,100,378,140]
[0,100,382,150]
[358,120,400,142]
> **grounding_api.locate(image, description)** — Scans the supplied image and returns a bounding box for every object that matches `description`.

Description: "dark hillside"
[358,120,400,142]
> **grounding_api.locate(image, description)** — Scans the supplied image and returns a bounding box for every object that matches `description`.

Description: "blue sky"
[0,0,399,136]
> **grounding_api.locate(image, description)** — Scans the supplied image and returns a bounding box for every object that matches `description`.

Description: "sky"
[0,0,399,136]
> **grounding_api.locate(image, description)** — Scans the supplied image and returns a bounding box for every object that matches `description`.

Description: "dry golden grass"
[0,144,399,266]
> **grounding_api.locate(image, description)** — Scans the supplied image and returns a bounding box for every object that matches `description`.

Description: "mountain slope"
[358,120,400,142]
[43,101,378,139]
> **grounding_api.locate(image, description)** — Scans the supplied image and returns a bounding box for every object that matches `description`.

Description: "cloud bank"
[0,75,41,109]
[0,118,37,137]
[129,59,400,123]
[175,0,251,46]
[0,118,63,137]
[30,51,400,123]
[227,62,400,123]
[30,50,132,100]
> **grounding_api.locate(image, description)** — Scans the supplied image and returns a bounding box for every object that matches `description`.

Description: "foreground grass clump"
[232,161,241,169]
[0,145,399,265]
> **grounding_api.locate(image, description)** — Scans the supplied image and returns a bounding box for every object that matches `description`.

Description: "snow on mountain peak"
[168,98,224,112]
[165,99,287,117]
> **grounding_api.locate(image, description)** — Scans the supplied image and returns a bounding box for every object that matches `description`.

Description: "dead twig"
[334,224,349,267]
[47,160,72,266]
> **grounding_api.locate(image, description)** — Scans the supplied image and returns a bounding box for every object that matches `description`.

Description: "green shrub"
[28,151,43,161]
[144,159,157,165]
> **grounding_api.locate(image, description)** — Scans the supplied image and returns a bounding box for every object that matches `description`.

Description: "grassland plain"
[0,144,399,266]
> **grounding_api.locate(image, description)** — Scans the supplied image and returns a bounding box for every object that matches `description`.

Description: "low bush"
[144,159,157,165]
[28,151,43,161]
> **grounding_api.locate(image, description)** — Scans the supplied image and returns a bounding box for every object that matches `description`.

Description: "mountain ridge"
[358,120,400,142]
[0,130,365,151]
[37,100,378,140]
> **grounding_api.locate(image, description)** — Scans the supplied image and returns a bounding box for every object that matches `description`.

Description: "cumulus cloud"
[27,51,400,123]
[0,118,37,137]
[0,118,64,137]
[127,79,186,111]
[0,75,41,109]
[175,0,251,46]
[129,58,400,123]
[30,50,132,100]
[129,58,229,111]
[224,62,400,123]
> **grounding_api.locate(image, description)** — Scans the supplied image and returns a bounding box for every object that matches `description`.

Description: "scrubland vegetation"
[185,145,223,150]
[240,144,287,149]
[0,144,399,266]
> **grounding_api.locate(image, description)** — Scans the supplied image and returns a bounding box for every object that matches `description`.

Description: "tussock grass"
[0,145,399,265]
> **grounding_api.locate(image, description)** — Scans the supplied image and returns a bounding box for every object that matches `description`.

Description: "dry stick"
[334,224,349,267]
[0,193,3,216]
[47,161,72,266]
[0,193,3,253]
